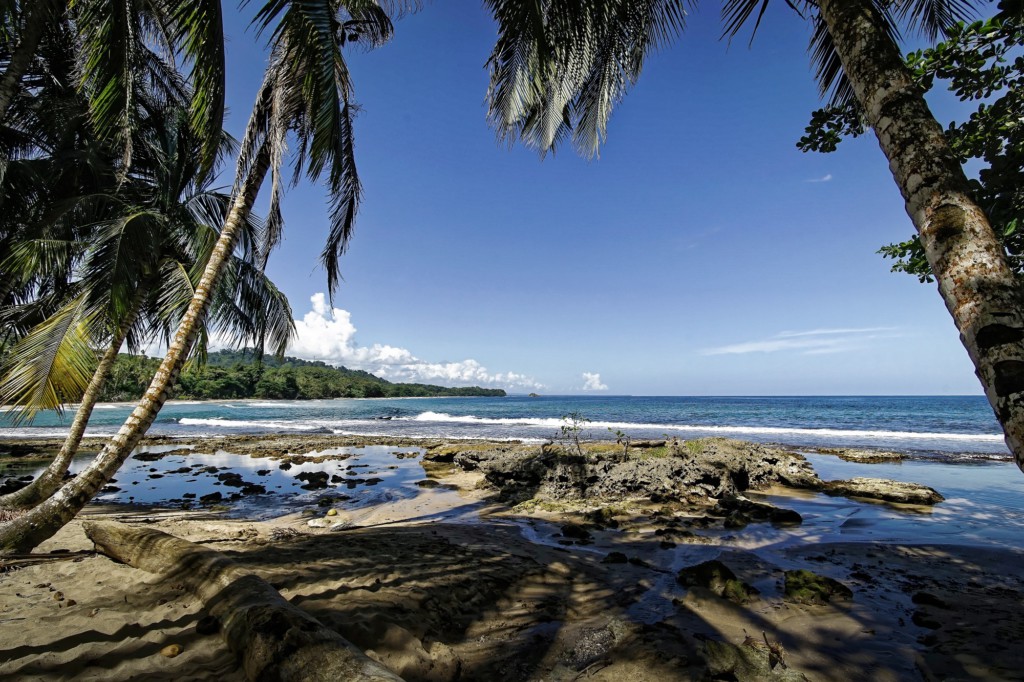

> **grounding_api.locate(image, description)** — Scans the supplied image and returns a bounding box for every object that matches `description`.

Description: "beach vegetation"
[95,350,505,401]
[483,0,1024,472]
[685,438,711,457]
[609,428,632,456]
[557,411,590,456]
[800,10,1024,284]
[0,1,406,553]
[0,28,293,512]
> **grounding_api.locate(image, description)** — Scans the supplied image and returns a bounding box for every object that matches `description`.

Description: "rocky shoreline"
[1,434,1019,681]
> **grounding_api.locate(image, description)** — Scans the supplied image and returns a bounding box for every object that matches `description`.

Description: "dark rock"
[199,492,223,504]
[256,469,271,476]
[724,512,749,529]
[416,479,441,488]
[295,471,330,490]
[330,474,344,483]
[0,478,27,494]
[240,483,266,495]
[148,473,164,479]
[769,508,803,526]
[216,472,244,487]
[602,551,628,564]
[560,523,592,540]
[912,611,943,629]
[784,569,853,605]
[279,462,293,471]
[100,485,121,493]
[714,495,802,526]
[182,493,196,499]
[911,591,948,608]
[677,560,759,605]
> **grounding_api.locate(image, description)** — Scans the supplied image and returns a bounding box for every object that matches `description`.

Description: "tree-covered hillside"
[98,350,505,401]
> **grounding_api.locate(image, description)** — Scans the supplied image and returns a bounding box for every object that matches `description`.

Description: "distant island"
[97,350,506,401]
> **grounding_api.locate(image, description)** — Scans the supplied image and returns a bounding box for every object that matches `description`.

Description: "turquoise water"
[1,395,1007,459]
[4,396,1024,551]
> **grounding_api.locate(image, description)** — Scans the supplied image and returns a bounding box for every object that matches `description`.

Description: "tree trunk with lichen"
[818,0,1024,471]
[0,155,269,554]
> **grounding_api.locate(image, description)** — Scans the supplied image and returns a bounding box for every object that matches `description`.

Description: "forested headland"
[97,350,505,401]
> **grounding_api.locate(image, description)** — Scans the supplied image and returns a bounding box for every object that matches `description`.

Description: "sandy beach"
[2,435,1023,681]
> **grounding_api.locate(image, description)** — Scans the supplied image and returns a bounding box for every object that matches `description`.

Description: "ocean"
[5,395,1024,550]
[1,394,1009,460]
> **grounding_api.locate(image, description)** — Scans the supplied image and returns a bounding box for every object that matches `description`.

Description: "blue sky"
[213,3,987,395]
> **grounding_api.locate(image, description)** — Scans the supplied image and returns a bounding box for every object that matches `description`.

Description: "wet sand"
[1,436,1023,681]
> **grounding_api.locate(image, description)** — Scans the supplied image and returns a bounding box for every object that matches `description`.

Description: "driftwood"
[0,550,93,573]
[82,521,404,682]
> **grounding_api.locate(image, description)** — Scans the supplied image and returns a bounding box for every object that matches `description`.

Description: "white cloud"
[701,327,899,356]
[282,294,542,390]
[806,173,833,183]
[581,372,608,391]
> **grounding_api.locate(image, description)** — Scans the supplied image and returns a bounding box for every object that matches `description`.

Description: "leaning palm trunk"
[0,155,269,553]
[818,0,1024,470]
[0,288,148,511]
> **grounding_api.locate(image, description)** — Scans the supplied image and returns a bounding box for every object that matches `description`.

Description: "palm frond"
[486,0,689,158]
[0,294,103,422]
[892,0,979,40]
[170,0,225,182]
[73,0,144,168]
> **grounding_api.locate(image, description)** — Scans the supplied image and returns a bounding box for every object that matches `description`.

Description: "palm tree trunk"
[817,0,1024,470]
[0,285,149,510]
[0,154,270,554]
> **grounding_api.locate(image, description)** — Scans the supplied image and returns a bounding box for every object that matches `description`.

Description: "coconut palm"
[0,0,225,178]
[484,0,1024,471]
[0,0,399,553]
[0,101,295,511]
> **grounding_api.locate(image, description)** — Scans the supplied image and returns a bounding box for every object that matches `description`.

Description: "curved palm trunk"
[818,0,1024,470]
[0,154,269,553]
[0,286,148,510]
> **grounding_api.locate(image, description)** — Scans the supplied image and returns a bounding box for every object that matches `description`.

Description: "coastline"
[2,434,1023,680]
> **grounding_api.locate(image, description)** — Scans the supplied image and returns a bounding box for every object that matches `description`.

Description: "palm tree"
[0,0,225,178]
[0,103,294,511]
[0,0,399,553]
[483,0,1024,472]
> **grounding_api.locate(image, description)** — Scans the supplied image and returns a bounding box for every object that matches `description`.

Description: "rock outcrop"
[431,439,821,506]
[821,477,944,505]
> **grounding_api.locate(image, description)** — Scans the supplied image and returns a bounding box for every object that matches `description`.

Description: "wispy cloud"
[806,173,833,183]
[701,327,899,356]
[224,294,543,391]
[581,372,608,391]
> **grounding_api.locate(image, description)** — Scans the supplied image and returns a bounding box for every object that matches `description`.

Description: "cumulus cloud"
[701,327,899,356]
[283,294,542,390]
[581,372,608,391]
[806,173,833,183]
